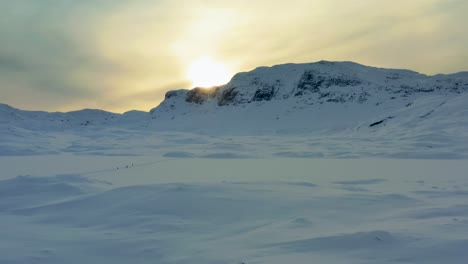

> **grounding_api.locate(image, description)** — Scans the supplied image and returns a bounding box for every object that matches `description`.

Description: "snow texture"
[1,61,468,263]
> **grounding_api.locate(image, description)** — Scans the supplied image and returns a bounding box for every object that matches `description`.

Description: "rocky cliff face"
[150,61,468,116]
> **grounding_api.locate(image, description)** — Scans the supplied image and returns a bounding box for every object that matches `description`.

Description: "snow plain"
[1,131,468,264]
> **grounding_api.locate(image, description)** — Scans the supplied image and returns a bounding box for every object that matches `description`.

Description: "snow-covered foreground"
[1,149,468,263]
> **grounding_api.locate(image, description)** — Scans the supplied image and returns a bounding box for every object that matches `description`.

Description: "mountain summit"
[152,61,467,111]
[148,61,468,135]
[1,61,468,158]
[1,61,468,136]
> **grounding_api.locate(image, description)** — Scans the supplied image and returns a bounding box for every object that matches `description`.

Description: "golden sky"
[1,0,467,112]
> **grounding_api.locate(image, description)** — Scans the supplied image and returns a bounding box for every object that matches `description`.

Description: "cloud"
[0,1,126,109]
[0,0,467,112]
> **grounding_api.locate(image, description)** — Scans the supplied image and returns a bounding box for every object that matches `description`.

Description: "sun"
[187,57,232,88]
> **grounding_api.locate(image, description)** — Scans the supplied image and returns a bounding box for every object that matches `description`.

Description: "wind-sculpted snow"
[1,158,468,263]
[0,174,108,212]
[1,126,467,158]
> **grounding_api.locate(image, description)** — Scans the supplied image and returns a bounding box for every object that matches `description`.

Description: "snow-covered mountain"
[1,61,468,136]
[149,61,468,135]
[155,61,466,110]
[0,103,149,132]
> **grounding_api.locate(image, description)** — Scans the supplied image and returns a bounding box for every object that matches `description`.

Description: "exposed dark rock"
[318,92,331,99]
[294,91,304,96]
[296,71,323,94]
[358,92,370,103]
[252,84,276,102]
[218,87,239,106]
[295,71,362,96]
[416,87,435,93]
[419,101,446,118]
[370,120,385,127]
[326,76,362,87]
[165,90,184,99]
[327,97,346,103]
[369,116,394,127]
[185,87,220,104]
[420,110,435,119]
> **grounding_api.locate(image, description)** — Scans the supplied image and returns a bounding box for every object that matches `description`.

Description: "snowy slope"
[150,61,468,135]
[1,61,468,158]
[2,61,467,136]
[0,104,150,132]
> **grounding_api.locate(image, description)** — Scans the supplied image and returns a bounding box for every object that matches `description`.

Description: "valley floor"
[1,150,468,263]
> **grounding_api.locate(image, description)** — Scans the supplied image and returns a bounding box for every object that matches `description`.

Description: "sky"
[0,0,467,113]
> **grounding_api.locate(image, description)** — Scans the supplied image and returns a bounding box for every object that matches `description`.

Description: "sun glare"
[188,57,232,88]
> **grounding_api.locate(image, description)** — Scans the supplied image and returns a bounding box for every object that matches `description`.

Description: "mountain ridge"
[152,60,467,112]
[1,60,468,136]
[2,61,468,114]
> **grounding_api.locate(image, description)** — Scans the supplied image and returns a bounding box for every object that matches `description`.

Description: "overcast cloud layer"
[1,0,467,112]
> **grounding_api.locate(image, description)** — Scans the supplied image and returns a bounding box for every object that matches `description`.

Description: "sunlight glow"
[187,57,232,88]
